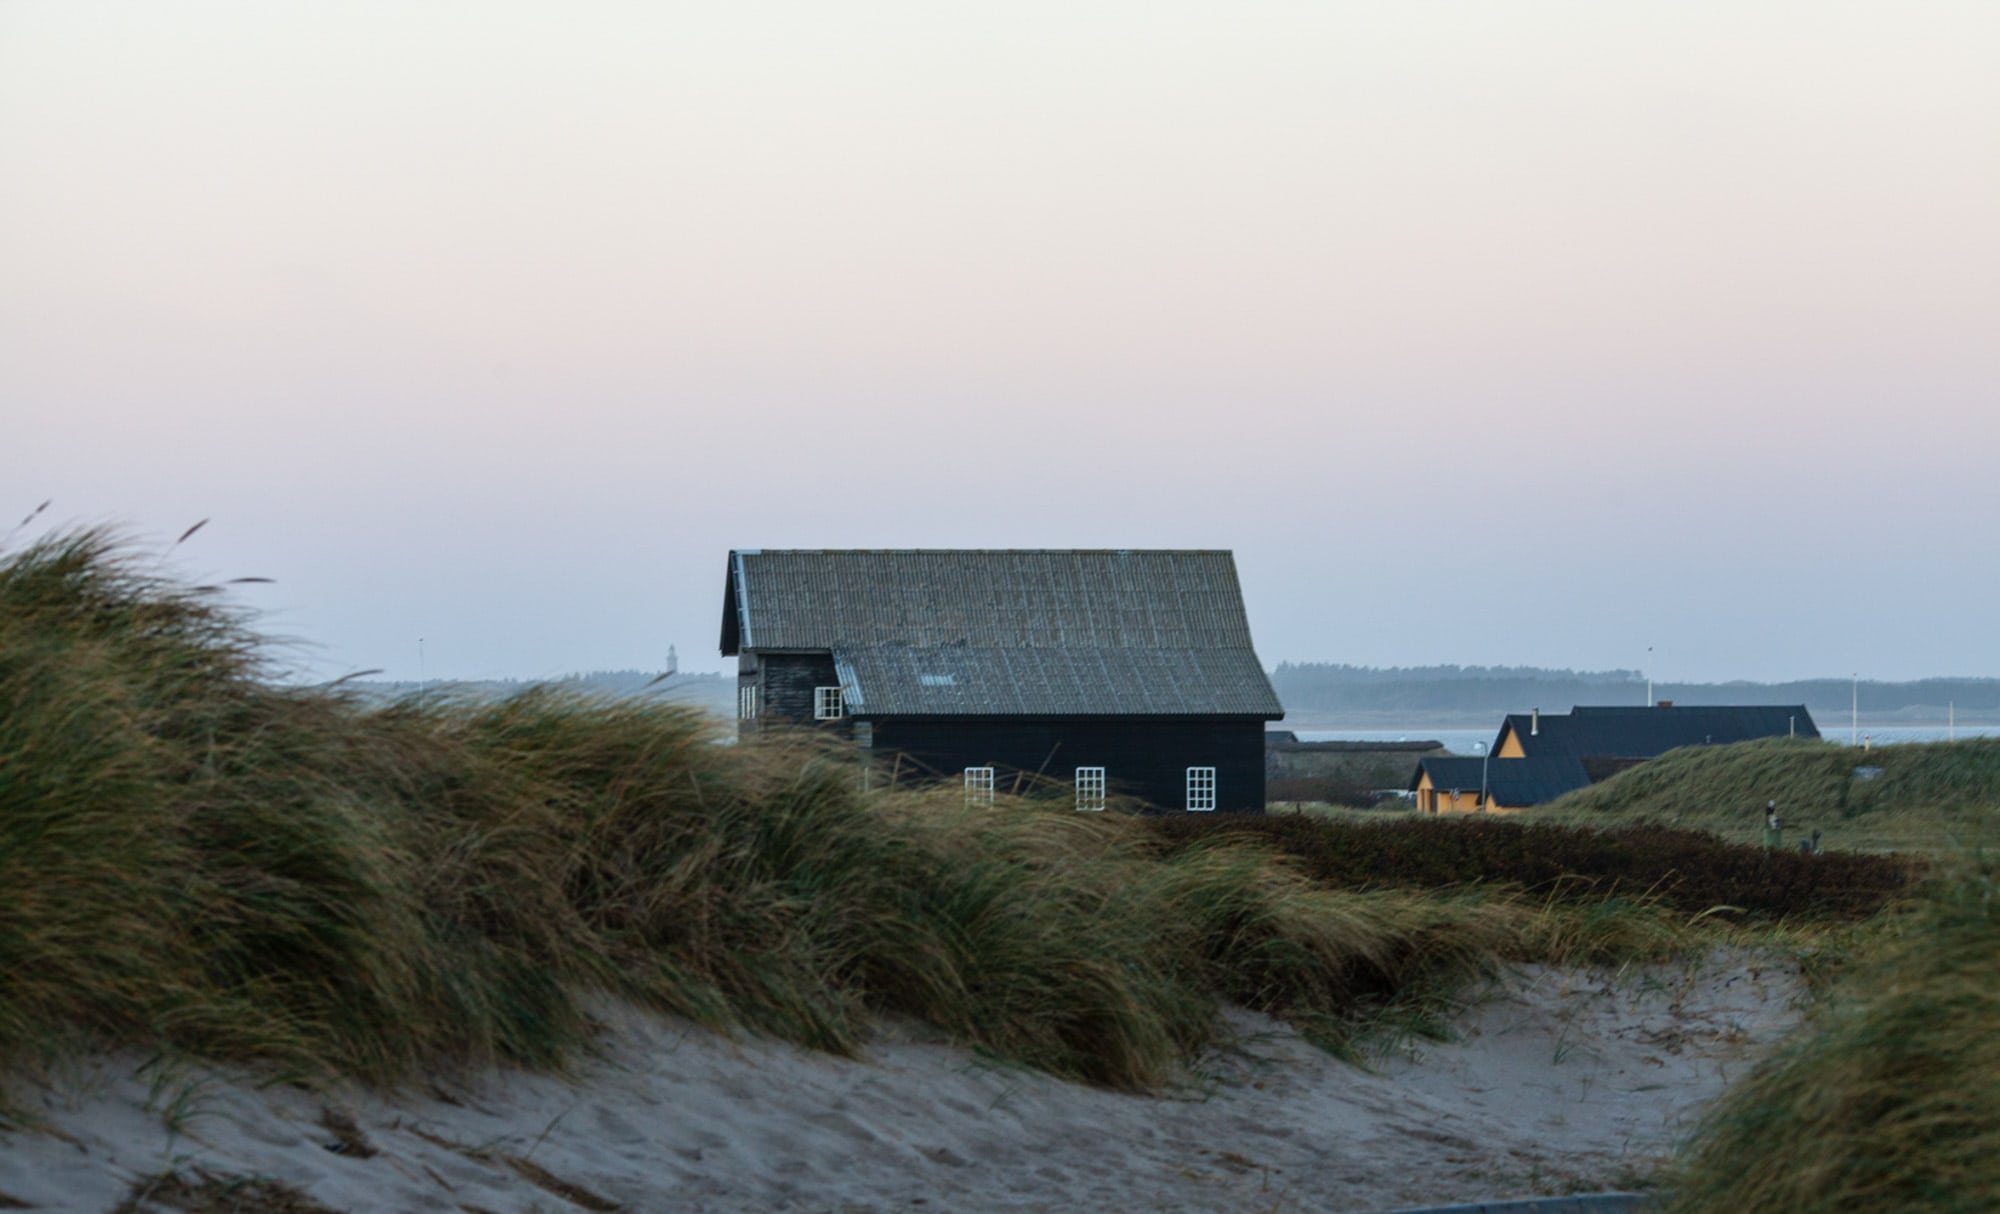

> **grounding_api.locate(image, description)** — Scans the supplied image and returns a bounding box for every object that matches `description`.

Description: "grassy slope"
[1530,736,2000,853]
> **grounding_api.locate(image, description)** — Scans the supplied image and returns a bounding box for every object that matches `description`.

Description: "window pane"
[1075,766,1105,811]
[964,767,995,806]
[1186,766,1216,812]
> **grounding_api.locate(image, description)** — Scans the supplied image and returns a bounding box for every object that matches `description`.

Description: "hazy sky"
[4,2,1996,684]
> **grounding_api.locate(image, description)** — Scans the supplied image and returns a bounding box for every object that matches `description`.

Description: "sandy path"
[0,953,1797,1213]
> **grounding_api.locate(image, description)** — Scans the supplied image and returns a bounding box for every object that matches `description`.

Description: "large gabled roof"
[1409,756,1591,807]
[1498,705,1819,759]
[721,549,1284,718]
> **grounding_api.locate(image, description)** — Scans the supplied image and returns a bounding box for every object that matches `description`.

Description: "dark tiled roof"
[723,549,1283,719]
[1500,705,1819,759]
[832,644,1281,717]
[1410,756,1591,806]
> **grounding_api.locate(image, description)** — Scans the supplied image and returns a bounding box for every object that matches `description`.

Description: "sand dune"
[0,955,1796,1213]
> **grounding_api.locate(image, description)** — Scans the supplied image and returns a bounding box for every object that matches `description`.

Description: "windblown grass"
[1534,735,2000,854]
[0,527,1821,1092]
[1667,859,2000,1214]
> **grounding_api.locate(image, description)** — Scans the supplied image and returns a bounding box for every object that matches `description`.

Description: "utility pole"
[1477,741,1490,812]
[1851,673,1858,747]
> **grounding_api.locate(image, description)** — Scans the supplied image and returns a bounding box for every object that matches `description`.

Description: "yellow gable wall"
[1413,769,1505,814]
[1497,727,1527,758]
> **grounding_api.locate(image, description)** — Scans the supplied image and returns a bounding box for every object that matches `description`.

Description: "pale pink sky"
[3,2,1996,682]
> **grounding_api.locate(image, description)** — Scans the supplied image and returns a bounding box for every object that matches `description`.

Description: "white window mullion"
[964,768,996,808]
[1075,766,1106,811]
[1186,766,1216,812]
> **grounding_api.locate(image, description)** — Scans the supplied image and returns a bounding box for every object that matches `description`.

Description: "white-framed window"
[964,767,995,806]
[738,684,759,720]
[1186,766,1216,812]
[814,686,845,721]
[1075,767,1106,812]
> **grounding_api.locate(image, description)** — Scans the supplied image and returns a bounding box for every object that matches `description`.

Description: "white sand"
[0,954,1797,1213]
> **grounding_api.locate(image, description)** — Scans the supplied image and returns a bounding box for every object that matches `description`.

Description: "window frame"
[1186,766,1217,812]
[738,684,759,720]
[964,766,995,806]
[1075,766,1106,812]
[813,686,845,721]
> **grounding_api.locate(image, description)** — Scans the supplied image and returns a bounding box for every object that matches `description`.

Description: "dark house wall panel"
[754,651,852,739]
[868,718,1265,813]
[737,651,853,740]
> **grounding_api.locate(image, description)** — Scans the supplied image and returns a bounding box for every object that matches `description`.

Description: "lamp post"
[1646,646,1653,707]
[1473,741,1489,812]
[1851,672,1858,747]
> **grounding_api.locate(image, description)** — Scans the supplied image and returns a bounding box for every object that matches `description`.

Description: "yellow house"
[1410,762,1500,814]
[1408,756,1589,814]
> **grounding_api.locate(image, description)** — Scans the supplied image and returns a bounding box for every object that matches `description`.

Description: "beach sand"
[0,953,1796,1213]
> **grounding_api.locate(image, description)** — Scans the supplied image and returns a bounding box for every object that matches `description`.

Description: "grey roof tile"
[724,549,1282,718]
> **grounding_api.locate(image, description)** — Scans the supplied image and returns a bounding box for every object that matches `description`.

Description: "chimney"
[1531,708,1539,736]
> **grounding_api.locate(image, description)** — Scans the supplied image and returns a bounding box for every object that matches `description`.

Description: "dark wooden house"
[1496,704,1820,780]
[720,549,1285,812]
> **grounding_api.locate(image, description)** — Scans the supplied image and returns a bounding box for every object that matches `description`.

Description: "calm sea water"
[1289,725,2000,756]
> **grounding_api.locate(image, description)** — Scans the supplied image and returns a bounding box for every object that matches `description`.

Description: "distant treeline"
[1270,663,2000,721]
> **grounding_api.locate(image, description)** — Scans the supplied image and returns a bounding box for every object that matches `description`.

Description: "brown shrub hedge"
[1147,814,1914,920]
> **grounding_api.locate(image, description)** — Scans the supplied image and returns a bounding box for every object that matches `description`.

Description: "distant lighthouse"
[665,644,678,677]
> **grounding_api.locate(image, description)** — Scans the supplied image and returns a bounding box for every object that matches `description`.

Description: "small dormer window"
[814,686,845,721]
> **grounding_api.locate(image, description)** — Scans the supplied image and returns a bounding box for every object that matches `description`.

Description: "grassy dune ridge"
[6,527,1751,1091]
[1537,735,2000,852]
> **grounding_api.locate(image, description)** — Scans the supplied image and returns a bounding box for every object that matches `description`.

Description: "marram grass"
[0,527,1782,1091]
[1666,861,2000,1214]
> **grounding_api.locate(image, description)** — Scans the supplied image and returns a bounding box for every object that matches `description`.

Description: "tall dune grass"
[1667,860,2000,1214]
[0,528,1773,1091]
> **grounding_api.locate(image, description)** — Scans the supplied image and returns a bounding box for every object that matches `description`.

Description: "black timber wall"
[739,650,852,740]
[1265,738,1445,787]
[866,717,1266,813]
